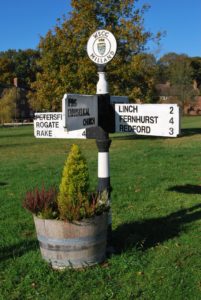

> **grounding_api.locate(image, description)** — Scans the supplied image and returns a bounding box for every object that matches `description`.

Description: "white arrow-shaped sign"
[115,103,180,137]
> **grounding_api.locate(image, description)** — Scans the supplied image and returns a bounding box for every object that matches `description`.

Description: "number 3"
[169,128,174,135]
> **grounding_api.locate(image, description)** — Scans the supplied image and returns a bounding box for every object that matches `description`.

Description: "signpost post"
[87,30,118,237]
[33,29,181,247]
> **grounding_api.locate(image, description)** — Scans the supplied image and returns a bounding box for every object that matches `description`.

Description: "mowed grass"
[1,117,201,299]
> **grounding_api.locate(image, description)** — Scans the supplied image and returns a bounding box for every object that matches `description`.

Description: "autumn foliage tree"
[29,0,162,111]
[0,49,40,88]
[0,88,19,123]
[157,53,199,109]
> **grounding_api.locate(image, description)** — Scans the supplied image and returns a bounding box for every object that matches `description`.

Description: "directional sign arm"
[115,104,181,137]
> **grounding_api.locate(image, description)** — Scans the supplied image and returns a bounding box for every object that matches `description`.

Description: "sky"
[0,0,200,58]
[144,0,201,58]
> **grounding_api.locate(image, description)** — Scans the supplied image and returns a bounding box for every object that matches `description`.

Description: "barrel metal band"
[37,230,106,250]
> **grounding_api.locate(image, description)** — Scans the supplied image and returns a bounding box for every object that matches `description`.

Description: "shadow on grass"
[180,128,201,137]
[0,182,8,186]
[0,240,38,262]
[168,184,201,194]
[112,134,159,140]
[112,203,201,253]
[0,142,37,148]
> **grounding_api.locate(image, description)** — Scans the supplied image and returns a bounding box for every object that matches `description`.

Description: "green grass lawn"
[1,116,201,299]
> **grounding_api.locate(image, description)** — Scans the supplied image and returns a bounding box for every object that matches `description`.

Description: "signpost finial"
[87,29,117,66]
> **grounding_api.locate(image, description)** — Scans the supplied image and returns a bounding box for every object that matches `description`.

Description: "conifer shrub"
[57,144,109,221]
[57,144,90,220]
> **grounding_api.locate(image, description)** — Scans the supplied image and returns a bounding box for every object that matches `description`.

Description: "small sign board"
[87,30,117,65]
[34,113,86,139]
[62,94,98,131]
[110,96,129,104]
[115,104,180,137]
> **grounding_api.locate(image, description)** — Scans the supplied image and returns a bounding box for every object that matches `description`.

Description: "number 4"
[169,117,174,124]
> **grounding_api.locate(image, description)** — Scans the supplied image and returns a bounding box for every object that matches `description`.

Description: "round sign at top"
[87,30,117,65]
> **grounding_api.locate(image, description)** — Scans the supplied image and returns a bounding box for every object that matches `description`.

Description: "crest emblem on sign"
[97,39,106,55]
[87,30,117,65]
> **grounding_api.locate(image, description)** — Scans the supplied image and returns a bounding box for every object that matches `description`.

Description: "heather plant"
[59,191,110,221]
[23,185,58,219]
[84,191,110,218]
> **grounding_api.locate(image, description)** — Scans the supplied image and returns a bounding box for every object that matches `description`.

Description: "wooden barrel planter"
[33,213,108,269]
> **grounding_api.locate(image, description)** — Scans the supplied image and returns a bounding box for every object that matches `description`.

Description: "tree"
[29,0,162,111]
[0,49,40,88]
[190,57,201,92]
[0,56,15,85]
[169,55,197,108]
[156,52,187,83]
[157,53,199,109]
[0,88,19,123]
[126,53,158,102]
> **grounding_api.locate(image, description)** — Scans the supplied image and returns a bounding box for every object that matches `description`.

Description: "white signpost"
[33,29,182,245]
[115,103,180,137]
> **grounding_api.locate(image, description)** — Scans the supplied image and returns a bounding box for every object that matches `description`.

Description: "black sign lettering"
[68,98,77,107]
[119,124,151,133]
[119,105,138,113]
[68,108,90,117]
[35,113,62,121]
[36,121,59,128]
[83,118,95,126]
[119,115,158,124]
[37,130,52,137]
